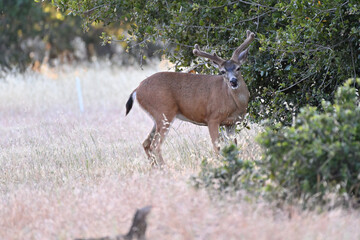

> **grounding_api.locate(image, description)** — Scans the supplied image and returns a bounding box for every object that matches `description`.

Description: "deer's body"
[135,72,249,126]
[126,30,255,165]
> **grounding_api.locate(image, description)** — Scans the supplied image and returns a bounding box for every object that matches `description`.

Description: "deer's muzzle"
[230,78,238,89]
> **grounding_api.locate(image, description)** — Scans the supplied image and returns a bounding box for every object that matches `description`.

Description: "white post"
[76,77,84,113]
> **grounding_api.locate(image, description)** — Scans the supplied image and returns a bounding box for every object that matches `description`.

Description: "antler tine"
[193,44,225,66]
[231,30,255,62]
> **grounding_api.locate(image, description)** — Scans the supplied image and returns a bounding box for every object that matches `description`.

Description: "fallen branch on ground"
[75,206,152,240]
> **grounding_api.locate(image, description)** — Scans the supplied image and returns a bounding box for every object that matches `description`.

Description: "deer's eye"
[236,67,241,71]
[220,70,226,75]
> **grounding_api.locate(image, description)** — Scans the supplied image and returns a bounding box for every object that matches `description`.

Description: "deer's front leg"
[208,121,220,153]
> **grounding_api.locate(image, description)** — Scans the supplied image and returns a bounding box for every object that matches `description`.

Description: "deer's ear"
[237,49,249,65]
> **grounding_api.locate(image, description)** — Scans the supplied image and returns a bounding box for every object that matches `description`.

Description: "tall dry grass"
[0,61,359,240]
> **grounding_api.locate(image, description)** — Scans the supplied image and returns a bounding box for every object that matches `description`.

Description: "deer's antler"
[231,30,255,63]
[193,44,225,66]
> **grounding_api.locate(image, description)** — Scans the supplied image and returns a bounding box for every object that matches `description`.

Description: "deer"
[125,30,255,165]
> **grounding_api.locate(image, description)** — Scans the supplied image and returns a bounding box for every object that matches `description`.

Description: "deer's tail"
[125,91,136,116]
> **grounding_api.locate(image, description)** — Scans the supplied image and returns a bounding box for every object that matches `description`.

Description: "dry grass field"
[0,61,359,240]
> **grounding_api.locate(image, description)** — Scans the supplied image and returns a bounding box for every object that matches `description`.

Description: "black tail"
[125,92,135,116]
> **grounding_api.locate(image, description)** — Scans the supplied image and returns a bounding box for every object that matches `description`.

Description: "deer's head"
[193,30,255,90]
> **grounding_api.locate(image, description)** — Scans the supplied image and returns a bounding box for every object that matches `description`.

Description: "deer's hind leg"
[143,125,156,159]
[148,113,176,166]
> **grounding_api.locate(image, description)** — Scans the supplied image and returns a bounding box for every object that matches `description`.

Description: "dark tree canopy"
[0,0,131,72]
[0,0,84,70]
[54,0,359,123]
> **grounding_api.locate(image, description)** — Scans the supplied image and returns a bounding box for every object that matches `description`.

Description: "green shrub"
[192,144,263,195]
[258,78,360,206]
[193,78,360,208]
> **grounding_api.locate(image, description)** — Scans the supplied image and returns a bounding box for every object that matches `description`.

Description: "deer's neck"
[227,79,249,111]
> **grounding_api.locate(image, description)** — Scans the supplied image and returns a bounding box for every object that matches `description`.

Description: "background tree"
[0,0,150,72]
[53,0,359,124]
[0,0,82,71]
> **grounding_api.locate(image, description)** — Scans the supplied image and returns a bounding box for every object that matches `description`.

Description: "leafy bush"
[192,144,263,195]
[258,78,360,206]
[194,79,360,208]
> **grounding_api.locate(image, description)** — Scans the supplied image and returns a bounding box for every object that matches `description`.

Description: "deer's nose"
[230,78,238,84]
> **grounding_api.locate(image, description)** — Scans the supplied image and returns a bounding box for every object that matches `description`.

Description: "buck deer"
[126,30,255,165]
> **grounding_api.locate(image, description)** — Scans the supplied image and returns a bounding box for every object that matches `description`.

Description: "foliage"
[1,0,43,70]
[194,79,360,208]
[0,1,142,72]
[192,144,263,196]
[0,0,81,70]
[258,78,360,206]
[53,0,360,124]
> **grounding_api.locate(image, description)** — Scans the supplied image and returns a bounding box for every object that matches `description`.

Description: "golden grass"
[0,61,359,240]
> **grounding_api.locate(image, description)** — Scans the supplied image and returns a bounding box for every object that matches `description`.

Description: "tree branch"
[237,0,278,10]
[276,72,316,93]
[83,4,108,16]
